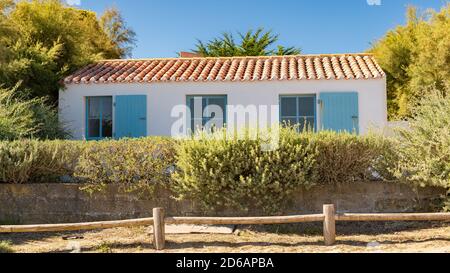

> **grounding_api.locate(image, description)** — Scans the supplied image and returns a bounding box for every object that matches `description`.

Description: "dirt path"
[1,222,449,253]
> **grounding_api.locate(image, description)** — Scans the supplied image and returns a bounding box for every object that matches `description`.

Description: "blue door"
[115,95,147,138]
[319,92,359,134]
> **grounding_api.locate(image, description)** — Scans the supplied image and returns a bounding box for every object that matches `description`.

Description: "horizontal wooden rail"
[0,217,154,233]
[336,213,450,222]
[0,215,325,234]
[165,214,325,225]
[1,205,449,251]
[1,212,449,234]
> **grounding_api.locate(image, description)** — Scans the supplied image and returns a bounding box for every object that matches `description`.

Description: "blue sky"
[73,0,447,58]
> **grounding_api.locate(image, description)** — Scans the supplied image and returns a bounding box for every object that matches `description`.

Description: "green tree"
[0,41,64,100]
[408,5,450,102]
[0,0,15,61]
[194,28,301,57]
[100,7,137,58]
[370,4,450,119]
[0,0,136,103]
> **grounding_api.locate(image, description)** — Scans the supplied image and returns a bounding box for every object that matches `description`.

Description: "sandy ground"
[1,222,449,253]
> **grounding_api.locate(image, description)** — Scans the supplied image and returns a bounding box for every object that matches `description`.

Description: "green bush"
[0,140,84,183]
[172,128,391,214]
[0,138,176,190]
[0,86,37,140]
[31,100,72,140]
[0,241,14,253]
[31,140,86,183]
[74,138,176,195]
[0,86,70,141]
[0,140,36,184]
[0,130,396,213]
[307,131,395,184]
[392,89,450,209]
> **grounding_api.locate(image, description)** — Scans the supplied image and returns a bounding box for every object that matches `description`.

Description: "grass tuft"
[0,241,14,253]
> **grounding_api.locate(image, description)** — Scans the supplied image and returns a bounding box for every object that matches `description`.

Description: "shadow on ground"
[249,221,449,236]
[0,231,94,246]
[45,237,450,253]
[1,221,449,252]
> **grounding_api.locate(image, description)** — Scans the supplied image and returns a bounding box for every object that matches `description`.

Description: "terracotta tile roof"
[64,53,385,85]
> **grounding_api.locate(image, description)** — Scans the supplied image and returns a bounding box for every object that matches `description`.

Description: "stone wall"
[0,182,445,224]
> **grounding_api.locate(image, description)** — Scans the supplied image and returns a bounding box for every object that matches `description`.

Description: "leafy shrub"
[30,100,72,140]
[0,129,396,213]
[74,138,176,195]
[31,140,86,183]
[307,131,395,184]
[392,89,450,208]
[0,140,84,183]
[0,86,70,141]
[0,86,37,140]
[172,128,392,214]
[172,128,316,214]
[0,140,36,184]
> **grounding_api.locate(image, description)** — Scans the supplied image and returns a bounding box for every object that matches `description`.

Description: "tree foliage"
[392,87,450,190]
[0,0,135,140]
[371,4,450,119]
[100,7,137,58]
[194,28,301,57]
[0,0,136,103]
[0,1,15,63]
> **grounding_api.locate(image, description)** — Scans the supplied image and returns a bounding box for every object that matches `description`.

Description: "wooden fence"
[1,204,450,250]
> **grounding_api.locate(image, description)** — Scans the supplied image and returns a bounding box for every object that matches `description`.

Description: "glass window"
[280,95,316,132]
[187,95,227,133]
[86,96,113,139]
[280,97,297,117]
[298,97,315,117]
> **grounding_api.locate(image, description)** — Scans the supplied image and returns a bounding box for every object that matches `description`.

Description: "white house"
[59,53,387,140]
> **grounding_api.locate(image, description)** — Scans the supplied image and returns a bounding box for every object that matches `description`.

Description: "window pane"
[280,97,297,117]
[205,101,225,124]
[102,119,112,138]
[207,97,226,112]
[102,97,113,120]
[188,97,194,120]
[88,119,100,137]
[298,97,315,117]
[87,96,112,139]
[202,97,208,112]
[189,96,226,132]
[88,97,101,118]
[189,97,203,120]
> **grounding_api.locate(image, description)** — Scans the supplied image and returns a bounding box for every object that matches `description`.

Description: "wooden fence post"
[153,208,165,250]
[323,204,336,246]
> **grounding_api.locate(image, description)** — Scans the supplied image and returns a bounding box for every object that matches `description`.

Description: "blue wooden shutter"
[319,92,359,134]
[115,95,147,138]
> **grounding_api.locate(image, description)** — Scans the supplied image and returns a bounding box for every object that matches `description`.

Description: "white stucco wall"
[59,79,387,140]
